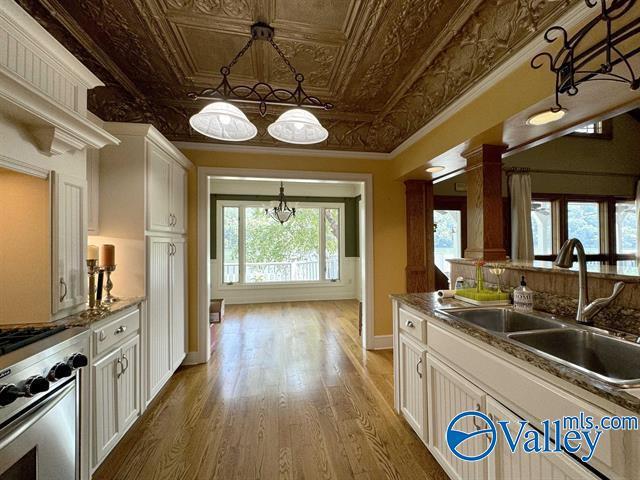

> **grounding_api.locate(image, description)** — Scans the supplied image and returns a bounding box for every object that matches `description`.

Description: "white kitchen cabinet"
[170,238,186,370]
[118,335,141,433]
[427,354,488,480]
[52,172,87,315]
[92,347,121,465]
[147,142,187,234]
[486,397,598,480]
[147,236,172,400]
[398,333,427,442]
[87,148,100,234]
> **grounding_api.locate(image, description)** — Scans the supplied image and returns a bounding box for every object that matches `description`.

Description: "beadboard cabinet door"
[93,348,121,465]
[427,354,488,480]
[52,172,87,314]
[147,143,173,233]
[399,333,428,442]
[118,335,140,434]
[170,239,186,370]
[486,397,598,480]
[171,163,187,234]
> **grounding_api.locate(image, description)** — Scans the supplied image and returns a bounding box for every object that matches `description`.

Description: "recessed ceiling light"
[426,166,445,173]
[526,109,567,126]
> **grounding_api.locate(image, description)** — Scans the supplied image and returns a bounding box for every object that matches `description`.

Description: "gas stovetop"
[0,326,67,355]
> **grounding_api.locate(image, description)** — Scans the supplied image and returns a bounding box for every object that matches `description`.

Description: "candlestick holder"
[86,259,101,315]
[101,265,118,304]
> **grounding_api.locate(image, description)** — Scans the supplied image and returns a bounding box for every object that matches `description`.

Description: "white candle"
[87,244,99,261]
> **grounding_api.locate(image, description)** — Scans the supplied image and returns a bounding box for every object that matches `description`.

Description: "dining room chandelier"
[187,22,333,145]
[266,182,296,224]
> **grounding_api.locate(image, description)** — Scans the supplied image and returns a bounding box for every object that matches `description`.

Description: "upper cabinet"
[147,142,187,234]
[52,172,87,315]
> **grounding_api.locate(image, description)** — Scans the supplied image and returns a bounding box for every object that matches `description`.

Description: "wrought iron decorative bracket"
[187,22,334,117]
[532,0,640,111]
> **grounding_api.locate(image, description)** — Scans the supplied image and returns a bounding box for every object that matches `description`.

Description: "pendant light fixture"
[266,182,295,224]
[187,22,333,145]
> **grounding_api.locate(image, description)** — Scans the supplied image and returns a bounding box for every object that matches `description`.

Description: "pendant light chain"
[269,38,298,76]
[225,37,255,72]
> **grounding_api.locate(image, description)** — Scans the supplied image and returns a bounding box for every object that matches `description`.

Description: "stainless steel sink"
[440,308,564,333]
[509,329,640,386]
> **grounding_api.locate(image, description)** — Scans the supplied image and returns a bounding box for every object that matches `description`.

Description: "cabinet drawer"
[399,307,427,344]
[94,308,140,357]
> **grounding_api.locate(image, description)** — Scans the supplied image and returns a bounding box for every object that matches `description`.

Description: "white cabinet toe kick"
[392,299,639,480]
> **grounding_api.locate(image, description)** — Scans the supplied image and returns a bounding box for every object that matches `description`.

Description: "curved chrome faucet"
[554,238,625,324]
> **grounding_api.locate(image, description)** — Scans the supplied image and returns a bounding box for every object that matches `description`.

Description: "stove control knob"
[67,353,88,370]
[24,376,49,397]
[48,362,72,381]
[0,384,19,406]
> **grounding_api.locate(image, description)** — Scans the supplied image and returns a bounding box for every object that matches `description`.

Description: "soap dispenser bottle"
[513,276,534,312]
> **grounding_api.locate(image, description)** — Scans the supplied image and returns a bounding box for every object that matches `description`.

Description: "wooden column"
[405,180,435,293]
[464,144,508,261]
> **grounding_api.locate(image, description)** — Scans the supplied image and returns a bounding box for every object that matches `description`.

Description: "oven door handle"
[0,381,74,451]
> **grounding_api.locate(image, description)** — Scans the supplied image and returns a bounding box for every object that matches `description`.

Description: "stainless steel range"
[0,325,89,480]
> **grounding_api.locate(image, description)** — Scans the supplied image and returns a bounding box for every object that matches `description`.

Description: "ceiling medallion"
[266,182,296,224]
[188,22,333,144]
[532,0,640,112]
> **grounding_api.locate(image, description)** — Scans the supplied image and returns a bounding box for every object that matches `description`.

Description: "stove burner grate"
[0,326,67,355]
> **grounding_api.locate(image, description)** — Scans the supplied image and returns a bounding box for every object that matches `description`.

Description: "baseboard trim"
[372,334,393,350]
[183,350,206,365]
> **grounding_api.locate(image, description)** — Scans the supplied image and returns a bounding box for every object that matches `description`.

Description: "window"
[573,122,603,135]
[570,120,612,139]
[220,202,342,285]
[434,210,462,279]
[531,201,553,256]
[567,201,601,254]
[615,202,637,255]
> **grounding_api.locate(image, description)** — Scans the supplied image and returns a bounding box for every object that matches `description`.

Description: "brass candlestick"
[86,259,100,313]
[101,265,118,304]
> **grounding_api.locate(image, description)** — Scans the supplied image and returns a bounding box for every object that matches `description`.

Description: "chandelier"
[266,182,295,224]
[531,0,640,112]
[188,22,333,145]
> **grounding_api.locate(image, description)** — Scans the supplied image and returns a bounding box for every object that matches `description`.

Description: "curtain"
[636,180,640,261]
[509,172,534,261]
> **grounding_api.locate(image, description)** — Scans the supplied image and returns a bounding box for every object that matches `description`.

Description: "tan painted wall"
[0,167,51,324]
[183,150,407,350]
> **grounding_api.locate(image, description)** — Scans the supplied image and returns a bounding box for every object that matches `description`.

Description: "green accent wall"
[210,194,360,259]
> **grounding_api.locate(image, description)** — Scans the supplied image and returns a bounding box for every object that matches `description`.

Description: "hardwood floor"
[93,300,447,480]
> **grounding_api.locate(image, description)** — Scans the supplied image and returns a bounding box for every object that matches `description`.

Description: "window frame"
[569,119,613,139]
[531,193,634,265]
[216,199,346,289]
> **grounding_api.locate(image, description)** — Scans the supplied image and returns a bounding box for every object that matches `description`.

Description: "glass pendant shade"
[267,108,328,145]
[189,102,257,141]
[267,207,295,224]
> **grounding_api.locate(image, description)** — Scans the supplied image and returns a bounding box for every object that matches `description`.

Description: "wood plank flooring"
[93,300,447,480]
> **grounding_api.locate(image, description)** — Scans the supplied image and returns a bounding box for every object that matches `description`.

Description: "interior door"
[170,239,186,371]
[146,236,172,401]
[147,143,172,232]
[52,172,87,314]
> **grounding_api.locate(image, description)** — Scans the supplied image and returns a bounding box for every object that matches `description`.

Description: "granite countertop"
[391,292,640,415]
[60,296,145,327]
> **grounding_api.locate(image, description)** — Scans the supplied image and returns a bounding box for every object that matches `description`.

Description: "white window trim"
[216,199,346,289]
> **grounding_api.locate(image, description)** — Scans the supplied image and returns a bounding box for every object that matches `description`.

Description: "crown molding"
[172,141,393,160]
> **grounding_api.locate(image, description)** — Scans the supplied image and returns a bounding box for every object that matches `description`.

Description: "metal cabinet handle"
[59,278,68,302]
[114,325,127,335]
[98,331,106,342]
[416,358,423,378]
[405,320,415,328]
[116,358,123,378]
[472,403,483,431]
[121,354,129,374]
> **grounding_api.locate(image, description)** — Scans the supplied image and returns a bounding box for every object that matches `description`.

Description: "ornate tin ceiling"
[17,0,578,152]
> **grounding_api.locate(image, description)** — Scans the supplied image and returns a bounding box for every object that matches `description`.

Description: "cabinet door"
[118,335,140,434]
[147,143,172,232]
[399,333,427,442]
[52,172,87,314]
[170,163,187,234]
[87,148,100,234]
[486,397,598,480]
[427,354,488,480]
[147,236,173,401]
[170,239,186,370]
[93,348,121,466]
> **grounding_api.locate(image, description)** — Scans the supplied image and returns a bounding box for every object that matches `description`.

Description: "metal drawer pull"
[114,325,127,335]
[416,358,423,378]
[405,320,415,328]
[59,278,68,302]
[98,331,106,341]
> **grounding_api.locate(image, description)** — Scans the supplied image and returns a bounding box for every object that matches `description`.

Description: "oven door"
[0,379,77,480]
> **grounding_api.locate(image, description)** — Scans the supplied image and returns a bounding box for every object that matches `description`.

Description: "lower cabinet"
[92,319,141,470]
[486,398,599,480]
[398,333,427,442]
[426,354,488,480]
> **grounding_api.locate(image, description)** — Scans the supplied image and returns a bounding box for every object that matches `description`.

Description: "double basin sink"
[437,307,640,388]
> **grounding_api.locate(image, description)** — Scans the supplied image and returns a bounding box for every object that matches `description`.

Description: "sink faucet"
[554,238,625,324]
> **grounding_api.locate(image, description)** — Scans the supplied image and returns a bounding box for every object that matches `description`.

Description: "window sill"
[217,280,346,290]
